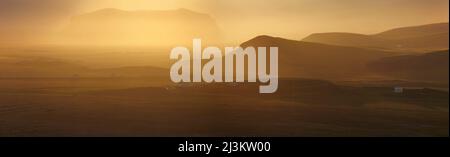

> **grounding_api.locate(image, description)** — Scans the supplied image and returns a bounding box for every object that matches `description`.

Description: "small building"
[394,87,404,93]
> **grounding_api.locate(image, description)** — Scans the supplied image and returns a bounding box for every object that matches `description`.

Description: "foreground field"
[0,78,447,137]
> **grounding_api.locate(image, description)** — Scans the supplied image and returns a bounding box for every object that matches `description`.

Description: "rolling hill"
[367,50,449,83]
[302,23,449,52]
[241,35,392,80]
[374,23,449,40]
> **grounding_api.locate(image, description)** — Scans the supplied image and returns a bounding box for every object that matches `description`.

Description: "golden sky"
[0,0,448,45]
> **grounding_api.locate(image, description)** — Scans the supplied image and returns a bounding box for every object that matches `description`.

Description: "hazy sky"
[1,0,448,44]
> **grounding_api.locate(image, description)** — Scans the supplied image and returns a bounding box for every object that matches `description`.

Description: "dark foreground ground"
[0,78,448,137]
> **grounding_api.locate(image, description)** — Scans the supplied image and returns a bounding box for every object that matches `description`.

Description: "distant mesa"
[302,23,449,52]
[58,8,221,46]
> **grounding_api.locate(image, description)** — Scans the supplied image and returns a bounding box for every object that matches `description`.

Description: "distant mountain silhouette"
[303,23,449,52]
[241,35,392,79]
[367,50,449,83]
[59,8,221,46]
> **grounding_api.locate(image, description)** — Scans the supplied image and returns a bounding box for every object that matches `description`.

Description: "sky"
[0,0,448,45]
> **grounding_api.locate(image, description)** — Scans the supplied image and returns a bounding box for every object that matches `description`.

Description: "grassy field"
[0,78,447,137]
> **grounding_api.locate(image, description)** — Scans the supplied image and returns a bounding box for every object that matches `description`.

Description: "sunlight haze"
[0,0,448,45]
